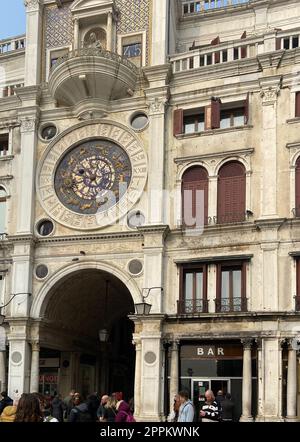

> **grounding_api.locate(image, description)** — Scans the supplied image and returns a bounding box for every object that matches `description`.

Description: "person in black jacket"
[220,393,235,422]
[51,394,65,422]
[0,392,13,414]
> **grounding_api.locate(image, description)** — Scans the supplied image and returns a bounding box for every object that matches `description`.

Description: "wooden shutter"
[241,46,247,58]
[214,52,220,64]
[173,109,183,136]
[295,92,300,118]
[241,31,247,39]
[244,92,249,124]
[211,98,221,129]
[276,38,281,50]
[217,162,246,223]
[295,158,300,216]
[297,259,300,302]
[182,167,209,226]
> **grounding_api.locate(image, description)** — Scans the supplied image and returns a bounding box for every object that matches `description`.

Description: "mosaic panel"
[45,3,73,49]
[115,0,150,63]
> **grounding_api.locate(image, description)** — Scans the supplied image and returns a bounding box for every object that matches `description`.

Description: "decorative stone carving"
[45,3,73,49]
[20,119,37,133]
[241,338,253,349]
[83,29,106,50]
[31,341,40,352]
[37,121,148,230]
[24,0,42,12]
[260,85,281,105]
[148,97,168,116]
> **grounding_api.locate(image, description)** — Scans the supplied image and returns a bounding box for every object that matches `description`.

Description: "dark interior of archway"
[44,269,135,339]
[43,269,136,399]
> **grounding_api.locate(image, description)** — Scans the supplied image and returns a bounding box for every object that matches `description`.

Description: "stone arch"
[30,260,142,319]
[214,155,251,176]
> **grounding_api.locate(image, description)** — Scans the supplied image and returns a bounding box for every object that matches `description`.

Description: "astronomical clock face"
[37,121,148,230]
[54,140,132,215]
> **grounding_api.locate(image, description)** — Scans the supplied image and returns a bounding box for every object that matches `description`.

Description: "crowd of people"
[168,389,235,422]
[0,388,234,423]
[0,390,135,423]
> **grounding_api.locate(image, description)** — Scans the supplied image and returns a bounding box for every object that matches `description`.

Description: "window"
[0,187,7,233]
[182,166,209,227]
[173,95,249,136]
[179,265,208,314]
[295,157,300,217]
[220,107,245,129]
[183,111,205,134]
[217,161,246,224]
[0,134,9,157]
[216,262,247,312]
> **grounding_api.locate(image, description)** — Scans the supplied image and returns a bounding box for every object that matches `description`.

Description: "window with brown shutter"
[182,166,209,227]
[211,98,221,129]
[217,161,246,224]
[276,38,282,50]
[295,92,300,118]
[183,108,205,134]
[295,157,300,217]
[173,109,183,136]
[244,93,249,124]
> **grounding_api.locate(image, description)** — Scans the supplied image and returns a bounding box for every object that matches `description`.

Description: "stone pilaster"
[240,339,253,422]
[0,350,6,392]
[169,340,179,414]
[30,341,40,393]
[24,0,43,86]
[133,336,142,419]
[286,339,298,421]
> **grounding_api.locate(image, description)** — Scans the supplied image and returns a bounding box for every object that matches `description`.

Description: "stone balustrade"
[0,36,26,54]
[182,0,250,15]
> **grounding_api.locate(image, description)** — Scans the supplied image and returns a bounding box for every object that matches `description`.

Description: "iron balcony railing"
[215,297,248,313]
[177,299,209,314]
[50,47,139,75]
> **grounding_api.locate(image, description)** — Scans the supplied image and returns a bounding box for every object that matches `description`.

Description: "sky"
[0,0,26,40]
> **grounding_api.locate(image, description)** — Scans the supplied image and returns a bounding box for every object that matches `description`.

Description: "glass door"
[192,379,210,420]
[210,379,230,397]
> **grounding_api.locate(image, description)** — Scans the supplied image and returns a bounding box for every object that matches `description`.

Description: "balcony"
[171,35,262,74]
[177,299,209,314]
[215,297,248,313]
[0,35,26,55]
[48,48,139,107]
[182,0,250,15]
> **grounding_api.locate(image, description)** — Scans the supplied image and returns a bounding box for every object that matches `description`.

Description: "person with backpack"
[115,400,136,423]
[68,394,92,422]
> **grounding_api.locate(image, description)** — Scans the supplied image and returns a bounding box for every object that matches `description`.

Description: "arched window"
[0,186,7,234]
[295,157,300,217]
[217,161,246,224]
[182,166,209,227]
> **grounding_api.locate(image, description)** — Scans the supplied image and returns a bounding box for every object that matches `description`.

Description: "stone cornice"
[137,225,170,240]
[143,64,172,86]
[15,86,41,104]
[286,141,300,149]
[0,48,25,62]
[7,234,37,245]
[175,125,253,140]
[254,217,287,230]
[174,254,253,265]
[257,51,285,71]
[174,148,254,164]
[35,231,142,245]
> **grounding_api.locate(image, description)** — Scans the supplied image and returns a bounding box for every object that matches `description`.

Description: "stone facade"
[0,0,299,422]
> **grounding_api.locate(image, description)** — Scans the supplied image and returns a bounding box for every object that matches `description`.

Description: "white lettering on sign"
[218,348,224,356]
[196,347,225,357]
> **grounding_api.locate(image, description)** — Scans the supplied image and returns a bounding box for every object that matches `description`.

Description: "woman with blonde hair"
[101,395,117,422]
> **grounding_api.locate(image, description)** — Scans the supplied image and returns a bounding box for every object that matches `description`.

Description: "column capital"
[24,0,43,12]
[286,337,299,351]
[20,118,38,134]
[171,339,180,350]
[241,338,253,350]
[31,341,40,352]
[255,338,263,350]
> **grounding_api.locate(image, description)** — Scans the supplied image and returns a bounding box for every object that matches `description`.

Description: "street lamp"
[134,287,163,316]
[0,292,32,325]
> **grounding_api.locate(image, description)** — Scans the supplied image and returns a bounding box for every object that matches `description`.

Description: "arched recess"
[182,166,209,226]
[31,261,142,320]
[217,161,246,224]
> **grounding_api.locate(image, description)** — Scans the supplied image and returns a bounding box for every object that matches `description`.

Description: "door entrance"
[192,378,230,418]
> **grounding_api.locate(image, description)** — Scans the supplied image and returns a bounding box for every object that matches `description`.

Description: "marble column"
[169,340,179,413]
[107,12,113,52]
[286,339,298,421]
[240,339,253,421]
[133,338,142,418]
[0,350,6,392]
[30,342,40,393]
